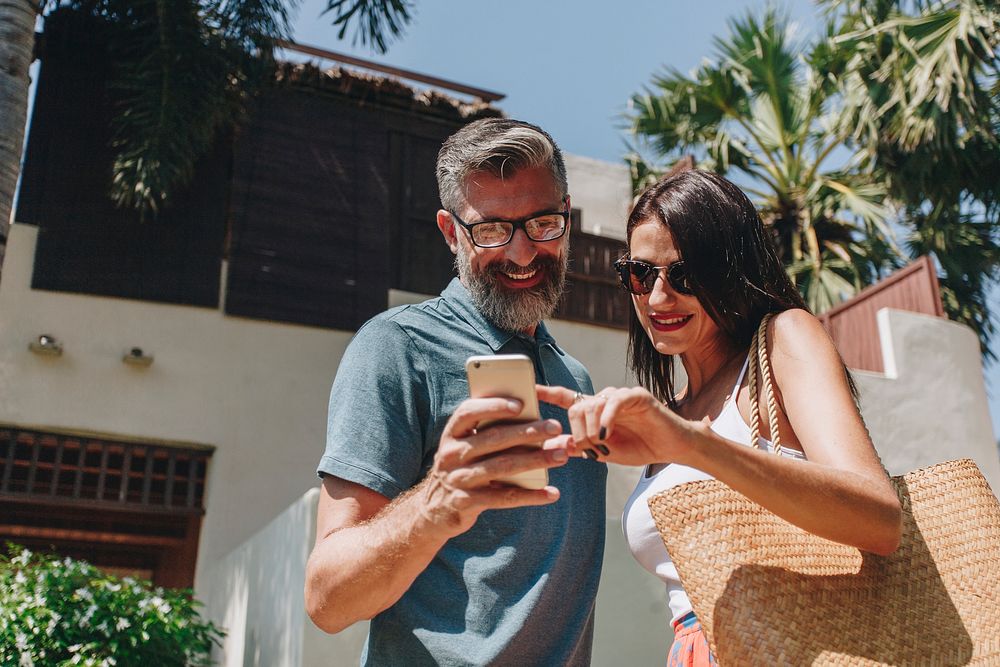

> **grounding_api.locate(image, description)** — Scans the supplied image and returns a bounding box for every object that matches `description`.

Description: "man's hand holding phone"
[414,355,569,539]
[466,354,553,489]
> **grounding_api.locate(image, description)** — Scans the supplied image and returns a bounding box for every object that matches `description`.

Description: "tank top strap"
[729,352,751,402]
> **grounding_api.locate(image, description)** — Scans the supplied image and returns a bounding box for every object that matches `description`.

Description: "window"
[0,425,212,588]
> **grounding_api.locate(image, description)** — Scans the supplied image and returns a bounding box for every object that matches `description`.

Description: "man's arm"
[304,398,569,634]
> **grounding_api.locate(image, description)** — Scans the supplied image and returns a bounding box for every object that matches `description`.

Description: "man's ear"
[437,209,458,254]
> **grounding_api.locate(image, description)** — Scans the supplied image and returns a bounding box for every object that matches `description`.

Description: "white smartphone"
[465,354,547,490]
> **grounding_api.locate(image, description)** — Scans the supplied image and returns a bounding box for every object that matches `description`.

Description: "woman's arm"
[537,310,902,555]
[710,309,900,554]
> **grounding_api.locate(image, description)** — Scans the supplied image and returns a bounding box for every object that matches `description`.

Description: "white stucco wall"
[200,488,317,667]
[200,487,372,667]
[0,223,355,576]
[856,308,1000,494]
[564,153,632,240]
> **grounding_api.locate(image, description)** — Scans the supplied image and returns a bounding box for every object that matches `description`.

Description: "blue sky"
[290,0,824,162]
[289,0,1000,441]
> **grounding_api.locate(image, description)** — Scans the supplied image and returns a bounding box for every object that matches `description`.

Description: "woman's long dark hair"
[625,170,809,407]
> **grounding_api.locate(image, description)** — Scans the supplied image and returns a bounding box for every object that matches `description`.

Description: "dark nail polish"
[598,427,607,441]
[583,449,598,460]
[596,444,610,456]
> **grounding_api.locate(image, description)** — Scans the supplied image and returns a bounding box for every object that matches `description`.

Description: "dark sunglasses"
[614,258,694,296]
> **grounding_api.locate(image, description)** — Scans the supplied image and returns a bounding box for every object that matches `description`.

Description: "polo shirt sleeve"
[318,315,429,499]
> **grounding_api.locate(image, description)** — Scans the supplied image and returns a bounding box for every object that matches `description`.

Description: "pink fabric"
[667,613,716,667]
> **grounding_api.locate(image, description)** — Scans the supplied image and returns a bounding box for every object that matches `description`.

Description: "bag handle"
[747,313,782,452]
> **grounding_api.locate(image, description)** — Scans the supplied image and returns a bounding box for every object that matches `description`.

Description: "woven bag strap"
[748,313,782,452]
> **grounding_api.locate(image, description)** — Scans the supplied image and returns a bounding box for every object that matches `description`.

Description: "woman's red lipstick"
[649,312,694,332]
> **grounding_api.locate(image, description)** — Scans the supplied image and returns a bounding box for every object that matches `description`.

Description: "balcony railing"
[0,425,211,514]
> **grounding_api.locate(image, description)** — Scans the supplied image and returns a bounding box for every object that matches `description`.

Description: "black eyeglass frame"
[449,197,571,248]
[614,257,694,296]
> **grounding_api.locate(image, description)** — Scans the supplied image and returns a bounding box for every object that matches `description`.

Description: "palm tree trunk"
[0,0,41,269]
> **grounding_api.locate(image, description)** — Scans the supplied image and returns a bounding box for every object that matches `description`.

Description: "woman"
[538,170,902,665]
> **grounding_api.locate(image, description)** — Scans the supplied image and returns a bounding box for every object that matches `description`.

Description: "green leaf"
[323,0,412,54]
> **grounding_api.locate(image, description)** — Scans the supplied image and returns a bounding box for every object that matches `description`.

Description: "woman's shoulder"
[766,309,843,372]
[767,309,833,349]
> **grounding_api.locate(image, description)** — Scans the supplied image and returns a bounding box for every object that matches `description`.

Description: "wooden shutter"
[556,209,630,328]
[224,89,392,329]
[16,11,226,308]
[389,131,457,296]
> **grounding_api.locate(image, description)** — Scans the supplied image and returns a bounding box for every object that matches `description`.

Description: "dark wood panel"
[557,217,629,329]
[391,132,462,296]
[226,86,474,329]
[19,10,628,332]
[18,11,226,308]
[225,89,395,329]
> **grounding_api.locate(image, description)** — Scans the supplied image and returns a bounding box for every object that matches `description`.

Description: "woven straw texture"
[648,458,1000,666]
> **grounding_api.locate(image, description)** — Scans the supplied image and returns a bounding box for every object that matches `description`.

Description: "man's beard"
[455,245,568,333]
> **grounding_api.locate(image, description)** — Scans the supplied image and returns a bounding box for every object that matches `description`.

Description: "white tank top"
[621,355,806,623]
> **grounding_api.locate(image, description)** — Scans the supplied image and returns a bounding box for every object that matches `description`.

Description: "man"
[305,118,607,665]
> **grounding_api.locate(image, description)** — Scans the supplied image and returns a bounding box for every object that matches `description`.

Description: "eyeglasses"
[614,258,694,296]
[450,198,570,248]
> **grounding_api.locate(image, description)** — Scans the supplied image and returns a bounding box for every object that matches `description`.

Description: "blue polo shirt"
[319,278,607,666]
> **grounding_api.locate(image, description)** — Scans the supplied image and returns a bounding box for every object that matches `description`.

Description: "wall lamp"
[123,347,154,367]
[28,334,63,356]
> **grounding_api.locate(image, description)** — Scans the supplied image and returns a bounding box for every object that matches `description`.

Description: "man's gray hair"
[436,118,568,212]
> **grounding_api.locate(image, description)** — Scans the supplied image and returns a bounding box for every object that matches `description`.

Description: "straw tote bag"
[647,314,1000,666]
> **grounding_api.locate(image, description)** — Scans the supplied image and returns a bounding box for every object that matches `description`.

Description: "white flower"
[80,604,98,627]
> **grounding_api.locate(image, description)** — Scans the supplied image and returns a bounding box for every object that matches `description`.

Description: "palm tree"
[628,2,1000,349]
[627,9,898,314]
[824,0,1000,351]
[0,0,412,261]
[0,0,42,259]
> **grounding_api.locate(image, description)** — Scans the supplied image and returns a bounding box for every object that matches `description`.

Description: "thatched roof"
[273,61,504,122]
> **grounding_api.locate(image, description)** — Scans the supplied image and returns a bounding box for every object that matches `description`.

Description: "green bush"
[0,545,223,666]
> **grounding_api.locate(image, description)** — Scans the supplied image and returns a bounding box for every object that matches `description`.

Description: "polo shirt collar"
[441,278,560,353]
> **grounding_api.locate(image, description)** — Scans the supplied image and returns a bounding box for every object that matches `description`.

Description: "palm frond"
[61,0,299,217]
[625,0,1000,349]
[786,254,861,313]
[324,0,412,54]
[213,0,298,49]
[834,1,1000,150]
[108,0,235,215]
